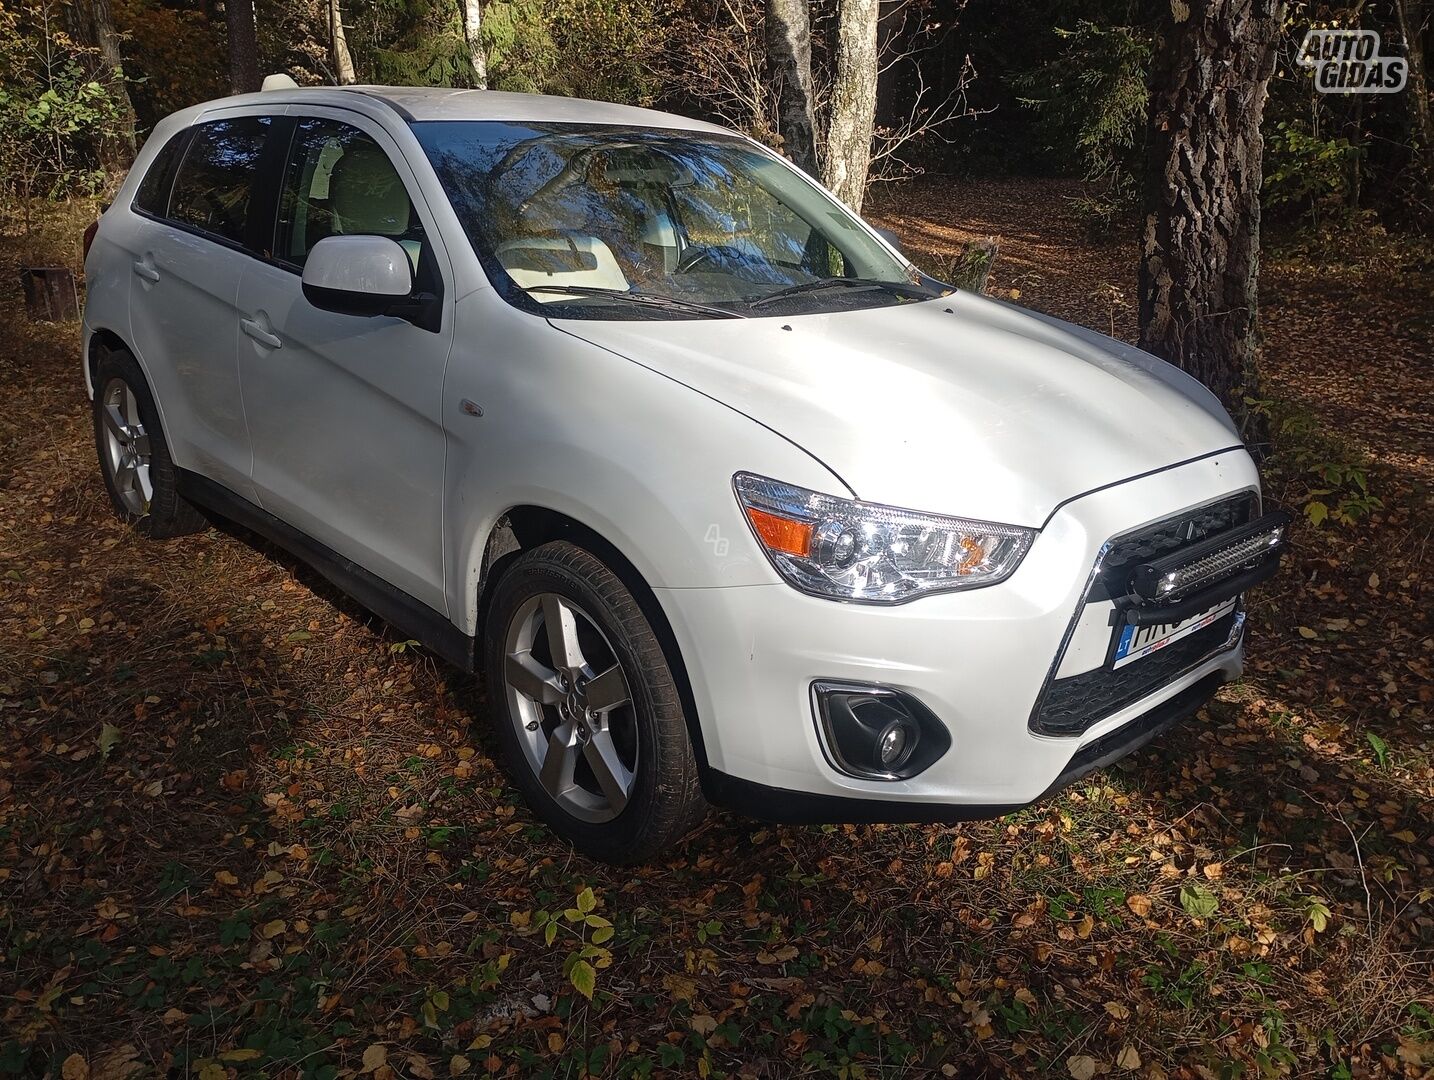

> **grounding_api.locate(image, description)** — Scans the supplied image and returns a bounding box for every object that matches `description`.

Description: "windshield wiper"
[523,285,747,319]
[745,277,936,310]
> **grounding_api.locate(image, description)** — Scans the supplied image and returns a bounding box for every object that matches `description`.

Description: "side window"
[276,118,427,274]
[168,116,272,246]
[132,130,189,217]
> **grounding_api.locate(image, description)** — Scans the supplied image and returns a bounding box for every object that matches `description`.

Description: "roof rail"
[261,73,299,91]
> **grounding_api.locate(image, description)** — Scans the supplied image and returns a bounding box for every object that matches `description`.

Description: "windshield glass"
[412,121,940,319]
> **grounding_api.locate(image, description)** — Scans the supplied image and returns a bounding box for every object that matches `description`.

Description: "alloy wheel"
[502,592,638,823]
[99,377,153,516]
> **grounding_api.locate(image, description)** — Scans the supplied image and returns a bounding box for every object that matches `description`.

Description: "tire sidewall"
[483,544,673,859]
[91,348,195,539]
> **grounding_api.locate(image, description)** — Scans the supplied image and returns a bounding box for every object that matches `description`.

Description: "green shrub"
[0,1,126,206]
[1263,121,1363,227]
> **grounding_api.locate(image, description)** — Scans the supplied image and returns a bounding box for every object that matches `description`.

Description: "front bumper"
[655,450,1261,818]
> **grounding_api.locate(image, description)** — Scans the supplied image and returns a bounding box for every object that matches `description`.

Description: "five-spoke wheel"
[504,592,638,822]
[99,377,154,516]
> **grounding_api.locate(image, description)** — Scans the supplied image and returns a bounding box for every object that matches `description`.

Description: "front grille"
[1030,492,1257,738]
[1092,493,1257,602]
[1032,611,1238,737]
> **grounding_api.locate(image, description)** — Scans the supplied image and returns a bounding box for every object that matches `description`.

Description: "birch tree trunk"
[1137,0,1281,407]
[461,0,488,90]
[765,0,818,176]
[823,0,879,211]
[225,0,261,94]
[330,0,356,84]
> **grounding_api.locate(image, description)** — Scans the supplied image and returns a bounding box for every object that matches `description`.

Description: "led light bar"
[1130,511,1291,604]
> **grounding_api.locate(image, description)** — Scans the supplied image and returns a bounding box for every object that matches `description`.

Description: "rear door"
[126,112,280,499]
[234,112,454,614]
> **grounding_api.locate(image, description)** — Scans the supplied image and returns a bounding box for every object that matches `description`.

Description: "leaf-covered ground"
[1,185,1430,1080]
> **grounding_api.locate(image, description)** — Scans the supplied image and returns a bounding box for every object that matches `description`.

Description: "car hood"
[552,291,1244,528]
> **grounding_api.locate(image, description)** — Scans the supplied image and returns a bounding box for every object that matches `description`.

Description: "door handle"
[240,317,282,350]
[132,259,160,283]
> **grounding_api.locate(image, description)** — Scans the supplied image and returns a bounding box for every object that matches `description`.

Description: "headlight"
[733,472,1035,603]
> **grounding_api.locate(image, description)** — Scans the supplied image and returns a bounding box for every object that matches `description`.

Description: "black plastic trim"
[175,470,474,671]
[1033,672,1226,798]
[705,670,1226,824]
[810,680,952,780]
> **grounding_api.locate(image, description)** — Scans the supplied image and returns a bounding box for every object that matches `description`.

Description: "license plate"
[1112,597,1238,670]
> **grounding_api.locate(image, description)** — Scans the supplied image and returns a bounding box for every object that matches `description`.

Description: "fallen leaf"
[361,1045,387,1073]
[757,944,800,964]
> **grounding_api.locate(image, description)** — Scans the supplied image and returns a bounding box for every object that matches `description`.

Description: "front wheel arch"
[475,506,712,776]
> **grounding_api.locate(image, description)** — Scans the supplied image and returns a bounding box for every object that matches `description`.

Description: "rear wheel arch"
[86,328,132,394]
[475,506,712,773]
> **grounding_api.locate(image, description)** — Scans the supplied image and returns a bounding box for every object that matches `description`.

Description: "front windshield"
[412,121,940,319]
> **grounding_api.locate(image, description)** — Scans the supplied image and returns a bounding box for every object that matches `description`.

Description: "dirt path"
[2,186,1430,1078]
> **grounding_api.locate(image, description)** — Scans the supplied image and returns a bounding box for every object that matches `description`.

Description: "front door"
[235,113,454,614]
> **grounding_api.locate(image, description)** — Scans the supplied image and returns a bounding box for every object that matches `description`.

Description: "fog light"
[811,682,951,780]
[876,718,914,768]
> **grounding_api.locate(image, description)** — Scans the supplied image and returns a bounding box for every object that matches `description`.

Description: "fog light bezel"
[811,681,952,781]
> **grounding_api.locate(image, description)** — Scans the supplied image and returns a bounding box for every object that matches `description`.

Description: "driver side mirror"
[302,235,437,330]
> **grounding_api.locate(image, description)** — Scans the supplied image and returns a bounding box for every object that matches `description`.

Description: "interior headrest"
[329,143,409,237]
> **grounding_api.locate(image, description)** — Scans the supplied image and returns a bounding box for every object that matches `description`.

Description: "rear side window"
[169,116,273,246]
[132,130,189,217]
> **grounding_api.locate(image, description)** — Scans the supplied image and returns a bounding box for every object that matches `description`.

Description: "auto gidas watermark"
[1298,28,1409,94]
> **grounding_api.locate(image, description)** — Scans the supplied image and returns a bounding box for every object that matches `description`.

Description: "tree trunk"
[67,0,136,168]
[824,0,879,211]
[330,0,356,85]
[765,0,818,176]
[1395,0,1433,176]
[461,0,488,90]
[226,0,260,94]
[1137,0,1281,408]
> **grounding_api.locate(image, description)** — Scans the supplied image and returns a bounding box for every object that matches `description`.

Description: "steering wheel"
[674,244,754,275]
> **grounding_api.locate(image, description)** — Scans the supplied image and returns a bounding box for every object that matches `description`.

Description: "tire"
[483,541,707,863]
[91,345,207,539]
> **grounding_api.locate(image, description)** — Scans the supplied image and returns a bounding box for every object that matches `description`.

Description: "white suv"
[83,86,1287,861]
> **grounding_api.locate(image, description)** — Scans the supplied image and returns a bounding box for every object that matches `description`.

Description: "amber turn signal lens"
[744,506,813,557]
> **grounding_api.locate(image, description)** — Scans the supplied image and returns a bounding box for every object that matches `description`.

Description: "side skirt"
[176,469,475,672]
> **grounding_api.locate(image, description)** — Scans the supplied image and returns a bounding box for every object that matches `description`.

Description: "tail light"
[82,219,100,262]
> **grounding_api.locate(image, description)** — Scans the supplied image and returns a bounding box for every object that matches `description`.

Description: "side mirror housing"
[301,234,415,318]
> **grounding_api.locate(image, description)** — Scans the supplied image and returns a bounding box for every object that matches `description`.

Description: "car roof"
[183,85,734,136]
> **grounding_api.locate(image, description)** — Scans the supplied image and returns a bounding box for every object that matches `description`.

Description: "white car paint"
[83,86,1267,816]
